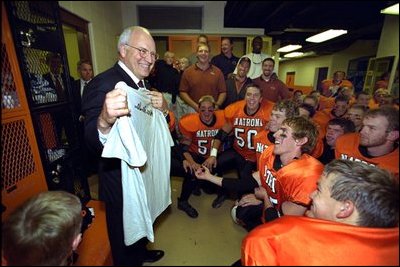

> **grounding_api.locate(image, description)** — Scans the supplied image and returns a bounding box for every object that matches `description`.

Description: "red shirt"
[252,76,289,103]
[179,64,226,103]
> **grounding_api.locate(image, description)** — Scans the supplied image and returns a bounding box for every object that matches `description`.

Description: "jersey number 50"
[234,128,257,149]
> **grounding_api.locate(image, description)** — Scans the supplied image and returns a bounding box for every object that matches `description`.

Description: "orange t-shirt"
[242,215,399,266]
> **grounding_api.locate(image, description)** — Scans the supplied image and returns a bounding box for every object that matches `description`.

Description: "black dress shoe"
[212,194,227,208]
[177,198,199,218]
[192,185,201,196]
[143,249,164,263]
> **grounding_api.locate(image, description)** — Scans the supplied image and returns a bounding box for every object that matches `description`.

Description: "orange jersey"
[310,130,324,158]
[313,108,334,132]
[258,146,324,212]
[318,95,356,111]
[335,133,399,179]
[320,79,353,97]
[318,95,335,110]
[224,99,274,162]
[179,110,226,156]
[242,215,399,266]
[254,129,275,163]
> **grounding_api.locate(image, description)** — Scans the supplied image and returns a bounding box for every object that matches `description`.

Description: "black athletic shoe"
[177,199,198,218]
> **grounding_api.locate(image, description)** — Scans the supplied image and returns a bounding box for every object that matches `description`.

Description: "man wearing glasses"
[82,26,170,266]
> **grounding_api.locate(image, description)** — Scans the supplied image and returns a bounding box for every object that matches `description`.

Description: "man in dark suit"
[72,59,95,176]
[81,26,170,266]
[72,59,93,122]
[43,52,71,102]
[43,52,75,146]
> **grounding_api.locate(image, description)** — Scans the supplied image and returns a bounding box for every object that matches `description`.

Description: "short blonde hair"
[198,95,216,108]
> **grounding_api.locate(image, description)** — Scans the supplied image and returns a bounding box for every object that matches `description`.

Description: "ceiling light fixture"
[277,44,302,53]
[306,29,347,43]
[381,3,399,15]
[284,52,304,58]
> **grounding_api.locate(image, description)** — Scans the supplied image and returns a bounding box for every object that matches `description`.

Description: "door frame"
[60,7,92,64]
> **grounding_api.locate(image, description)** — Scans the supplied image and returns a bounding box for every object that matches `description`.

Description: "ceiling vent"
[138,6,203,30]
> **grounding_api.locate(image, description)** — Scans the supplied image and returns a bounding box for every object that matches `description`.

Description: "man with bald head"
[234,36,271,79]
[82,26,170,266]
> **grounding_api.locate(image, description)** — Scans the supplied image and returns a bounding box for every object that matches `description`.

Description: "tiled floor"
[87,175,247,266]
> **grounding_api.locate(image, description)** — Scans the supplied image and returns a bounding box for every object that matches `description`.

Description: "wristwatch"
[162,109,169,117]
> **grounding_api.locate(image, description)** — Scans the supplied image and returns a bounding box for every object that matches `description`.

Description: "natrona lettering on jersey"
[233,118,263,127]
[196,129,219,138]
[340,154,376,167]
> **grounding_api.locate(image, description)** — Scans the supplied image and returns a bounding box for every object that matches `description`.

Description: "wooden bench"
[74,200,113,266]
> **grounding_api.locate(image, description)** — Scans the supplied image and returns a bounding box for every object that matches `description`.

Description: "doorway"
[60,7,92,79]
[316,67,328,92]
[286,72,295,89]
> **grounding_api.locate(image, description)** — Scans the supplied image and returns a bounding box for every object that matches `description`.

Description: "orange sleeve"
[310,134,324,158]
[167,111,176,132]
[178,113,197,141]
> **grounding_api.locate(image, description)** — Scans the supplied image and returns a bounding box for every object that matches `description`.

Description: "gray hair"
[117,26,151,52]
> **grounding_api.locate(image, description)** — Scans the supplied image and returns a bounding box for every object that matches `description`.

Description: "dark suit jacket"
[72,79,82,115]
[81,63,140,204]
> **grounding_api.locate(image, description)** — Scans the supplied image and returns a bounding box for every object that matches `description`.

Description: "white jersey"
[102,82,173,245]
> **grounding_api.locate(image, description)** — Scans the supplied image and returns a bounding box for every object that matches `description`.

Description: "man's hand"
[148,91,168,112]
[202,156,217,171]
[237,193,262,207]
[254,186,268,200]
[195,165,212,181]
[183,160,202,174]
[98,88,129,134]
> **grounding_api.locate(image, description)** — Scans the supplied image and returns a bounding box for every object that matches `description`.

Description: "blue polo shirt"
[211,53,239,79]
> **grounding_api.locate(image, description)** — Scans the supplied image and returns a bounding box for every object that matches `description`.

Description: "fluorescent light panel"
[277,44,302,53]
[381,3,399,15]
[306,29,347,43]
[284,52,304,58]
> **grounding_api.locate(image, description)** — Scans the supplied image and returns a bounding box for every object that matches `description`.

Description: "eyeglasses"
[124,44,159,61]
